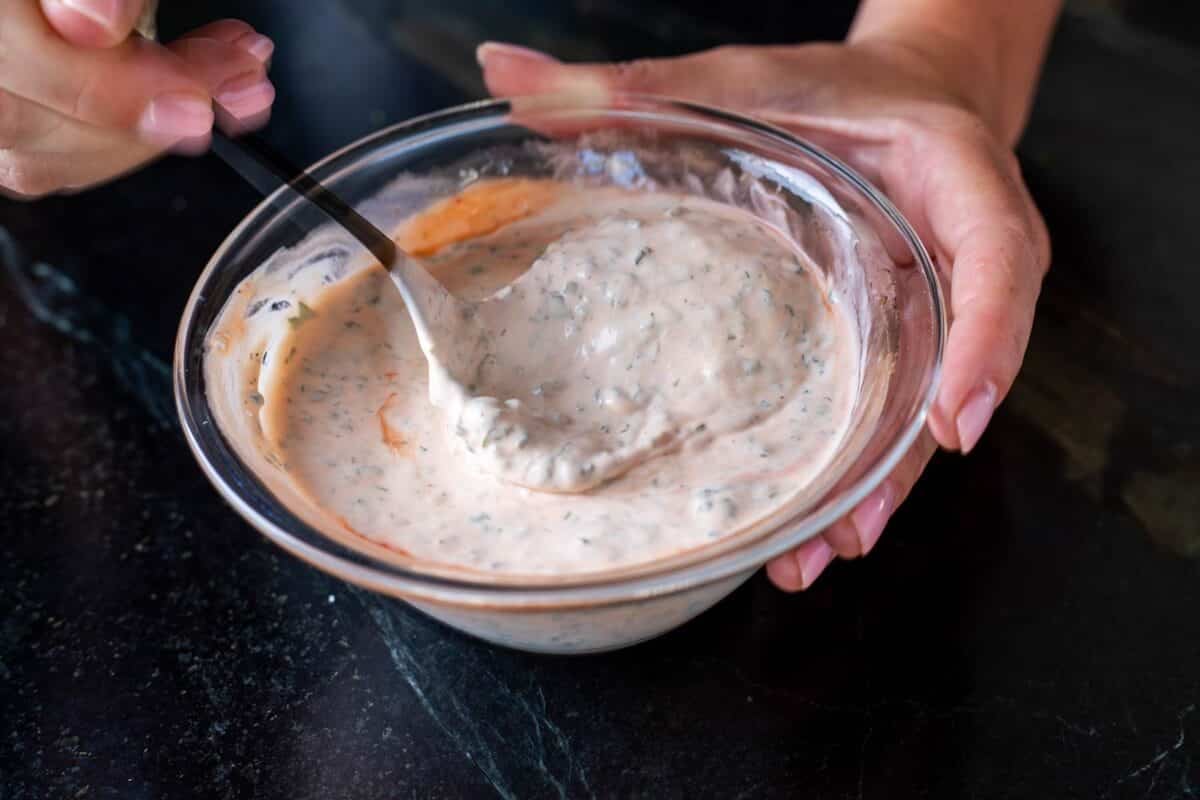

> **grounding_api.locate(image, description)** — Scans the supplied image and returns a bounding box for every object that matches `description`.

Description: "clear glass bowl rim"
[174,94,946,610]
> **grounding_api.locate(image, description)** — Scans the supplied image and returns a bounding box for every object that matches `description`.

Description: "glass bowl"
[174,95,944,654]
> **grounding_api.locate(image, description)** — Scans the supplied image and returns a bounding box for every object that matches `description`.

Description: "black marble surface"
[3,2,1199,797]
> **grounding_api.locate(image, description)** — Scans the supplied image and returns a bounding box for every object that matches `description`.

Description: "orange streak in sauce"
[396,178,561,257]
[376,393,408,455]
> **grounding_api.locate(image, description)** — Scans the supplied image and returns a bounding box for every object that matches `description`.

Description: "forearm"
[848,0,1063,144]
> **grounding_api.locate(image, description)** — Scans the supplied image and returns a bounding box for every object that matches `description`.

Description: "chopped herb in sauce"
[287,302,316,329]
[213,188,857,576]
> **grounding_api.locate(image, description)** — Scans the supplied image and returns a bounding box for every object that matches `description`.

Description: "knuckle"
[177,18,254,43]
[991,241,1028,296]
[931,104,994,143]
[956,112,994,145]
[822,518,863,559]
[607,58,659,90]
[707,44,754,67]
[67,70,103,124]
[975,148,1051,280]
[887,115,935,159]
[1000,213,1050,284]
[211,18,255,36]
[912,105,999,157]
[729,46,775,79]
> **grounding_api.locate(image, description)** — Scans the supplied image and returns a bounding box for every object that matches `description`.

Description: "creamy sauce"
[431,195,841,494]
[206,183,860,576]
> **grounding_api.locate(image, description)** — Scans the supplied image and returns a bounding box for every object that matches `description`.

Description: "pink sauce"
[205,187,859,575]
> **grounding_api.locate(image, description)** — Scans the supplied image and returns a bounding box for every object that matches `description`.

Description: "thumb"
[477,41,745,105]
[40,0,151,48]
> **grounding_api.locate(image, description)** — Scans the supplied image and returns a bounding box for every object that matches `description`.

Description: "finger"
[0,89,65,151]
[1,1,209,143]
[1,5,270,145]
[39,0,147,48]
[479,42,795,148]
[765,537,835,593]
[743,113,1047,455]
[180,18,275,65]
[168,21,277,139]
[478,40,900,179]
[478,43,920,273]
[766,429,937,591]
[0,21,276,197]
[822,429,937,559]
[478,40,885,125]
[167,34,274,127]
[0,138,158,199]
[478,41,764,106]
[902,137,1049,453]
[0,95,158,197]
[478,42,944,276]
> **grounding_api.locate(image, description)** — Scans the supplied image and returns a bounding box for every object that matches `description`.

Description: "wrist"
[847,0,1062,146]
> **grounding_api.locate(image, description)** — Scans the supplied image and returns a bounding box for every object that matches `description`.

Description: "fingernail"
[235,32,275,64]
[137,93,213,143]
[215,73,275,117]
[476,41,556,68]
[59,0,122,32]
[851,481,896,555]
[798,540,835,589]
[956,381,998,454]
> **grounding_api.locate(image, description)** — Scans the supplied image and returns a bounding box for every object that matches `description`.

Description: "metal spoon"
[209,118,585,492]
[208,121,484,408]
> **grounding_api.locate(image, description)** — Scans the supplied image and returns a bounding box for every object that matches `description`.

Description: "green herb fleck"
[287,302,317,329]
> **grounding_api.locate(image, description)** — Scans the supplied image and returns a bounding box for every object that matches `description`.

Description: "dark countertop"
[3,2,1198,797]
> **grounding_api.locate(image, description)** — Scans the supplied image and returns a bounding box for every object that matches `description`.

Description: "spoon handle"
[210,129,397,267]
[208,114,452,362]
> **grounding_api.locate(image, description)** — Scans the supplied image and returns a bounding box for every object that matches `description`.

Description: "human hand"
[1,0,277,198]
[476,39,1050,590]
